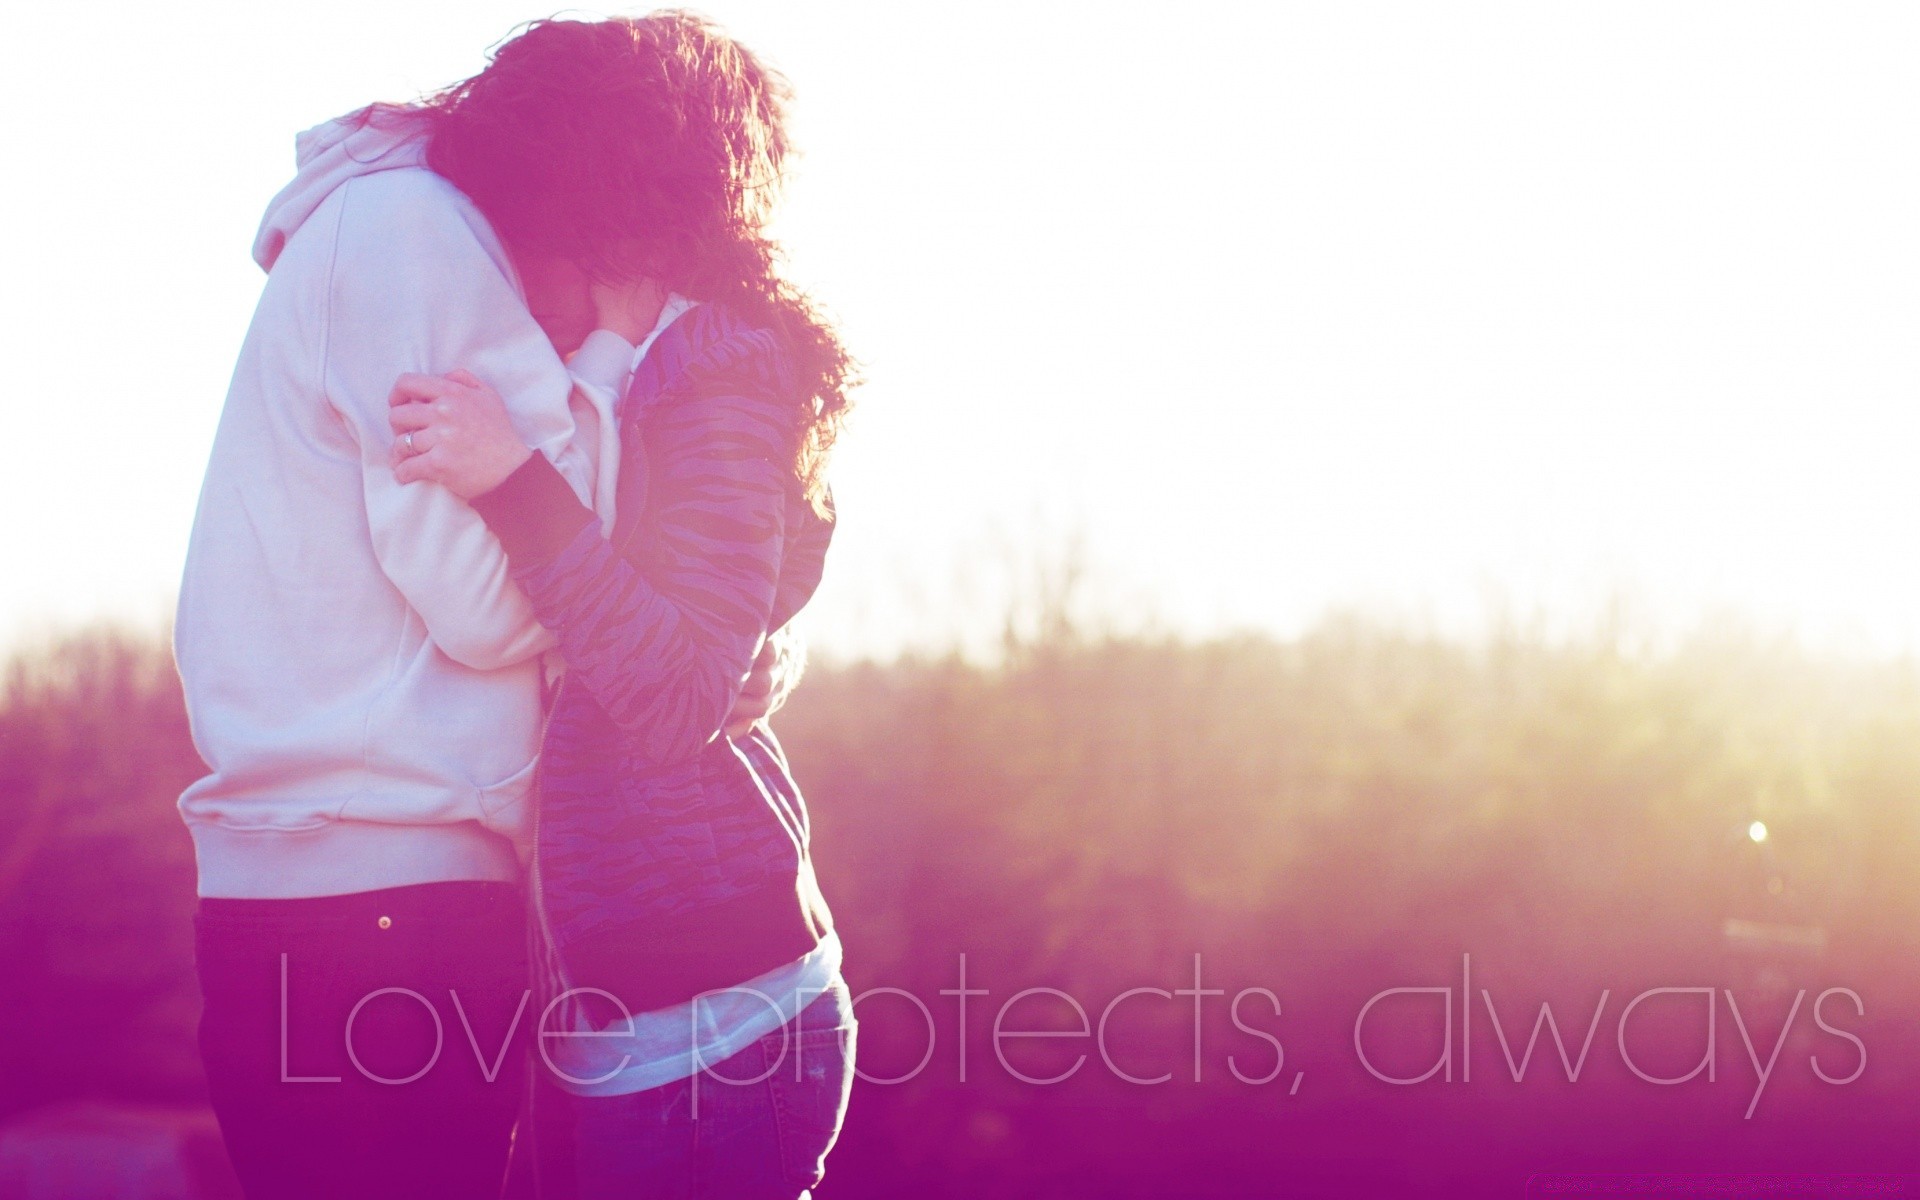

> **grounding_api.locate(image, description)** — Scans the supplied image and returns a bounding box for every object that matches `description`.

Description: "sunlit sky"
[7,2,1920,658]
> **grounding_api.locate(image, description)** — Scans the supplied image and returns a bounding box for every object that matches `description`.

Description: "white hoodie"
[176,108,629,898]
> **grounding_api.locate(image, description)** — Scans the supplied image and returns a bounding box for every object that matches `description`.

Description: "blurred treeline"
[2,619,1917,1196]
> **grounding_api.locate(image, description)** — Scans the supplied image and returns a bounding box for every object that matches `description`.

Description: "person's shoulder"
[336,165,468,217]
[650,304,794,404]
[637,306,800,469]
[330,168,500,268]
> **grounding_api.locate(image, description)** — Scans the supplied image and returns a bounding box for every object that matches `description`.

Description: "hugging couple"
[173,13,855,1199]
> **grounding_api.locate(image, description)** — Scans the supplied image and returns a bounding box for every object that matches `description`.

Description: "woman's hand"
[389,370,533,500]
[724,639,784,738]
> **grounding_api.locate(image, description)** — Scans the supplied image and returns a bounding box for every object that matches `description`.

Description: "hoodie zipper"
[530,315,680,1025]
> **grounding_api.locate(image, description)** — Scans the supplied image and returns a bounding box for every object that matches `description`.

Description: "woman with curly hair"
[388,14,858,1197]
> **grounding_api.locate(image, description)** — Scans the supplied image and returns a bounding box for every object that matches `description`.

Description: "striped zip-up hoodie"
[472,303,835,1013]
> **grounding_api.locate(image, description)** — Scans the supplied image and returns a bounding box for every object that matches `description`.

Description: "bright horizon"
[8,1,1920,659]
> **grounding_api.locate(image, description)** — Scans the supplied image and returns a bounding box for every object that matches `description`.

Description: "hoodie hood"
[252,105,437,272]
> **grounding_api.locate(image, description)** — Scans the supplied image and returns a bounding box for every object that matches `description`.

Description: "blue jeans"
[197,882,530,1200]
[566,981,857,1199]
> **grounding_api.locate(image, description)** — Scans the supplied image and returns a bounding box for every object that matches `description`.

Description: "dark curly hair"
[417,11,850,504]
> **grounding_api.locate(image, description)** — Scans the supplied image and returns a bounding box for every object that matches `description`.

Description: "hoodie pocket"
[476,755,539,818]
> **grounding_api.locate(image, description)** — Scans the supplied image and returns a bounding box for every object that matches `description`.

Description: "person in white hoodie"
[175,95,786,1200]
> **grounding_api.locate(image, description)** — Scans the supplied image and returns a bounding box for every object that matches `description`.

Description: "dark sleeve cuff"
[471,451,598,568]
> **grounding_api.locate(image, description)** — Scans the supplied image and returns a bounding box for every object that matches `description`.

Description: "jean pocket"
[764,1023,856,1191]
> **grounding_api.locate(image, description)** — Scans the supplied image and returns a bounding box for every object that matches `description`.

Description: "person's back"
[176,159,573,896]
[175,105,625,1200]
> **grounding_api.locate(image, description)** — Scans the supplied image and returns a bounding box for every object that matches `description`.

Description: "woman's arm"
[391,335,799,764]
